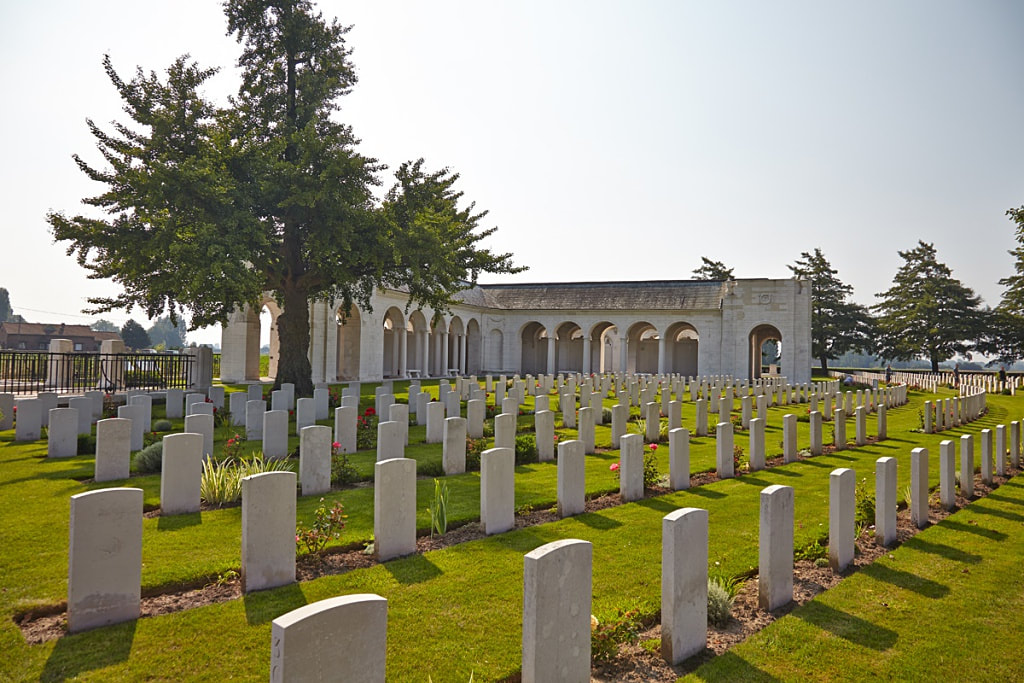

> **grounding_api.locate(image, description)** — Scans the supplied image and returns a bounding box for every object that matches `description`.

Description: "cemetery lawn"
[1,381,1023,680]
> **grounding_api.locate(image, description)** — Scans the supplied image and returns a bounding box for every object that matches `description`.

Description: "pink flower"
[649,444,658,451]
[610,463,620,472]
[332,442,341,450]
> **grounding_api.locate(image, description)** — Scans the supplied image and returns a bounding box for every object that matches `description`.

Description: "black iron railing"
[0,351,195,395]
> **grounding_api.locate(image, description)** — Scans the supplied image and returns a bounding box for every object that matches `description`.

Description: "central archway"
[749,324,783,379]
[520,322,548,375]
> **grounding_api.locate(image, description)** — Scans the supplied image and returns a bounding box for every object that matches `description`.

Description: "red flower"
[332,441,341,450]
[365,407,376,416]
[649,443,658,451]
[610,463,620,472]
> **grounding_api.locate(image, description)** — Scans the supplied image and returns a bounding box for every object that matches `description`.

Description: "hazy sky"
[2,1,1023,346]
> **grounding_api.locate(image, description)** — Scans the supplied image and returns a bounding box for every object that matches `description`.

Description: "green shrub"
[330,451,361,486]
[152,419,173,432]
[295,497,347,555]
[514,434,537,465]
[417,460,445,477]
[855,476,875,527]
[644,444,661,487]
[133,441,163,473]
[77,434,96,455]
[707,576,736,627]
[602,407,613,423]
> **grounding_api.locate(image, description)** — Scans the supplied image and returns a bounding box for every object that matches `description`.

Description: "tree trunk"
[820,356,829,375]
[274,284,314,397]
[930,356,940,373]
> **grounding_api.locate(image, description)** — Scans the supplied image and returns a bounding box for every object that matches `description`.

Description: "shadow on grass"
[686,487,727,500]
[792,601,898,651]
[384,553,444,585]
[634,497,679,514]
[796,459,833,469]
[982,492,1024,507]
[243,582,308,625]
[574,511,624,530]
[156,511,202,531]
[860,563,949,598]
[969,504,1024,523]
[692,650,782,681]
[40,618,137,682]
[902,537,982,564]
[939,518,1007,541]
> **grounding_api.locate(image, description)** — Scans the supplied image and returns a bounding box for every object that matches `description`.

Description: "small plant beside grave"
[707,574,738,627]
[428,478,449,538]
[200,455,294,507]
[295,497,347,555]
[644,444,661,487]
[133,441,163,473]
[465,436,486,470]
[356,407,378,450]
[514,434,538,464]
[591,608,643,663]
[222,433,245,460]
[330,441,360,486]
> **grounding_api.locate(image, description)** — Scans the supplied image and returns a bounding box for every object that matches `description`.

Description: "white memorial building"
[219,278,811,384]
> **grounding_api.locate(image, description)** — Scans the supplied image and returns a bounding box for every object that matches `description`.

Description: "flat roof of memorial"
[465,279,731,311]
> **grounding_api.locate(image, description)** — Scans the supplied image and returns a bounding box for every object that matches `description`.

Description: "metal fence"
[0,351,195,395]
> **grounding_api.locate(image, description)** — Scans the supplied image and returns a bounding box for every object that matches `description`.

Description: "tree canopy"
[148,315,187,349]
[48,0,521,394]
[872,241,984,371]
[90,319,120,333]
[977,205,1024,365]
[788,248,874,373]
[120,319,151,350]
[691,257,734,281]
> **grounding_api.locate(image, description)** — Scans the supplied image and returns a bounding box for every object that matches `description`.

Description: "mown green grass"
[0,379,1021,681]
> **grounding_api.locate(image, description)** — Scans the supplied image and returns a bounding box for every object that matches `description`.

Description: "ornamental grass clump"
[200,454,294,507]
[707,575,737,627]
[428,478,450,538]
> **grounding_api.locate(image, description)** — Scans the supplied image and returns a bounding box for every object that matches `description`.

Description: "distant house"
[0,322,122,352]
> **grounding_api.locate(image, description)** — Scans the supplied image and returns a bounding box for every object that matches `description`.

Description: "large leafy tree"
[977,204,1024,364]
[120,319,151,350]
[788,248,874,374]
[872,241,984,372]
[692,257,734,280]
[48,0,520,395]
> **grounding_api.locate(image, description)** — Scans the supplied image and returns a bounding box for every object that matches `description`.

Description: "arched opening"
[257,299,283,380]
[381,307,406,378]
[335,304,362,381]
[407,310,429,377]
[626,321,658,374]
[466,319,482,374]
[520,322,548,376]
[749,324,783,379]
[448,316,466,375]
[554,321,583,373]
[487,328,504,371]
[664,322,699,376]
[589,321,618,374]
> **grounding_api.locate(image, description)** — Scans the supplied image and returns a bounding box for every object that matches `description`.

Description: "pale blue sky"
[2,1,1022,346]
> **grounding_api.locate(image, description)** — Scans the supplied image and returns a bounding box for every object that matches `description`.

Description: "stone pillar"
[581,336,591,375]
[783,414,797,463]
[981,428,993,486]
[749,417,765,471]
[441,331,450,375]
[876,456,897,546]
[829,468,855,572]
[522,539,592,683]
[67,487,143,633]
[960,434,974,499]
[374,458,417,561]
[657,335,667,375]
[398,328,408,377]
[661,507,708,664]
[481,447,515,535]
[443,417,467,475]
[911,447,929,529]
[270,594,387,683]
[546,335,556,375]
[716,422,734,479]
[557,439,585,517]
[620,338,628,375]
[242,471,296,593]
[619,433,644,502]
[758,484,794,611]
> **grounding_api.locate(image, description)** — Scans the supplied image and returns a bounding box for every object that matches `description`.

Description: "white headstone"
[262,410,289,460]
[299,425,332,497]
[481,447,515,535]
[95,417,131,481]
[374,458,417,561]
[48,407,79,458]
[661,507,708,664]
[161,432,203,514]
[758,484,794,611]
[556,439,585,517]
[242,471,296,593]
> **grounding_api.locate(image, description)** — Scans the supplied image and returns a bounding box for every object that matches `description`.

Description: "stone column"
[398,328,408,377]
[620,338,628,374]
[441,331,450,375]
[546,335,556,375]
[581,336,592,375]
[657,335,667,375]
